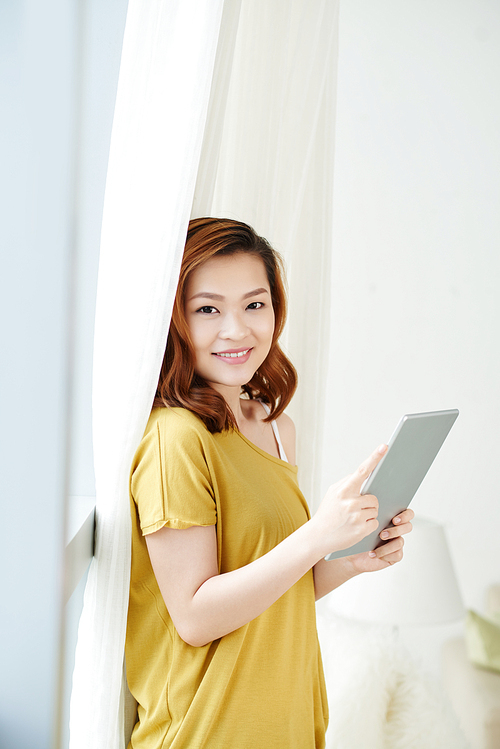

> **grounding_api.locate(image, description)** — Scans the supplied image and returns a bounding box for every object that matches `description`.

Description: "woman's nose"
[220,312,249,340]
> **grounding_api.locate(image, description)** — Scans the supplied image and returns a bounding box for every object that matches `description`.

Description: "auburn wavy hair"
[153,217,297,432]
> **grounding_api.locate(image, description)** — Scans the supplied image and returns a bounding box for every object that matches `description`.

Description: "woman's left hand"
[345,508,415,574]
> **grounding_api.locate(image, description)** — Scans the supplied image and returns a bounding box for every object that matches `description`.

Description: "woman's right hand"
[312,444,388,557]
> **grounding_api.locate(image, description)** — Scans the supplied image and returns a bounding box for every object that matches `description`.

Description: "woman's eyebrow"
[189,292,224,301]
[188,288,269,302]
[242,287,269,299]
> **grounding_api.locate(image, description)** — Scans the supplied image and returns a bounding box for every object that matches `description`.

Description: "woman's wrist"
[305,515,339,562]
[340,553,365,578]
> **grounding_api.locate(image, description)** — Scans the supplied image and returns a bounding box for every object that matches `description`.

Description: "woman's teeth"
[216,349,250,358]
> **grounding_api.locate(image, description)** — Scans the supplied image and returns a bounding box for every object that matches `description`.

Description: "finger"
[345,444,388,494]
[379,521,412,541]
[359,508,379,524]
[392,508,415,525]
[378,549,404,566]
[372,537,404,558]
[360,494,379,511]
[363,517,380,536]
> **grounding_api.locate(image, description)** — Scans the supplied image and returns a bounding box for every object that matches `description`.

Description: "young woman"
[125,217,414,748]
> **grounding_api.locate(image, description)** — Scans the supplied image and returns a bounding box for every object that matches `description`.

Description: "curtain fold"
[69,2,225,746]
[70,1,339,746]
[198,0,340,505]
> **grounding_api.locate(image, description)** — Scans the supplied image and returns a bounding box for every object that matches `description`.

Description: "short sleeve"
[130,410,217,535]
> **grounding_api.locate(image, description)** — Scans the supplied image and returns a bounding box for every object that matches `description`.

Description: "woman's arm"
[146,444,387,647]
[147,519,321,647]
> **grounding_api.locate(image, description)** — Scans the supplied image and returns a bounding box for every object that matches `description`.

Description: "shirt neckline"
[234,429,298,472]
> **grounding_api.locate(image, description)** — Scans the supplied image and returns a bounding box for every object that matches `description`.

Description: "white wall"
[0,2,127,746]
[321,0,500,663]
[0,2,79,747]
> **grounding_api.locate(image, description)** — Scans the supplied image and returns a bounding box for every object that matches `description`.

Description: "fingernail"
[381,531,389,539]
[369,551,376,557]
[378,444,387,454]
[393,517,401,524]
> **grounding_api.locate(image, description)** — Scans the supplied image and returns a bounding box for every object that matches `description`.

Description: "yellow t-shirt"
[126,406,328,749]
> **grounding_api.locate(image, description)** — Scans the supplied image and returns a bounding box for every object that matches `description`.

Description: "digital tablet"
[324,409,459,561]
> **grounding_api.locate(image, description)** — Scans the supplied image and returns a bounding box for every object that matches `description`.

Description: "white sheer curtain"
[69,2,226,746]
[70,2,339,747]
[196,0,339,504]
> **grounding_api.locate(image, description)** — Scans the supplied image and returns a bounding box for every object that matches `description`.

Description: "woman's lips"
[212,347,252,363]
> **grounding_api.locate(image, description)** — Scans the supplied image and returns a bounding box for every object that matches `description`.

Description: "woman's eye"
[246,301,264,310]
[197,306,218,314]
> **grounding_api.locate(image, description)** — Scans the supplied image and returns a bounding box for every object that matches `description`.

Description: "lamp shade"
[326,517,465,626]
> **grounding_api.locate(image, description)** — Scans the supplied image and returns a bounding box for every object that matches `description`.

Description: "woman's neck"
[210,383,249,431]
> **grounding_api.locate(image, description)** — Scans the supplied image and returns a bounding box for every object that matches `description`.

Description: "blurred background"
[321,0,500,679]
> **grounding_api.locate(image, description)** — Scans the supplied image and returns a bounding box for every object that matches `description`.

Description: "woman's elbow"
[174,618,212,648]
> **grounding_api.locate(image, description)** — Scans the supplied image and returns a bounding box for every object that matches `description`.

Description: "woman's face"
[184,253,275,397]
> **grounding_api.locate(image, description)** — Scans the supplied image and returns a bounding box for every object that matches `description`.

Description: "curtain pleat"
[70,1,339,746]
[69,2,225,747]
[198,0,340,506]
[192,0,243,214]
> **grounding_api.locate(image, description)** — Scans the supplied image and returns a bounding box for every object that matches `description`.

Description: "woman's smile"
[212,347,253,363]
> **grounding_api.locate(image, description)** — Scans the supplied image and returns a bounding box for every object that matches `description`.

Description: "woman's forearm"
[185,540,361,645]
[177,520,323,646]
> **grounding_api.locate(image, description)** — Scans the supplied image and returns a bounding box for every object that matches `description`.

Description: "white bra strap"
[259,401,289,463]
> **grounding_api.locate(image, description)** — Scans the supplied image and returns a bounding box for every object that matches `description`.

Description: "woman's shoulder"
[147,406,209,442]
[275,410,295,434]
[132,407,212,476]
